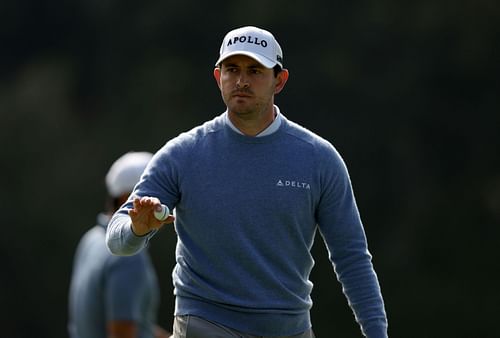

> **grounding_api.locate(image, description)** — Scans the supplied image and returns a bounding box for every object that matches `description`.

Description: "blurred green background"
[1,0,499,337]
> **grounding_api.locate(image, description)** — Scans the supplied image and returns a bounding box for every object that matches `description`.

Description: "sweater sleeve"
[106,140,180,256]
[316,147,388,338]
[106,212,151,256]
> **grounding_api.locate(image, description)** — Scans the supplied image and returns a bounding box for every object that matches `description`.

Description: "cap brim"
[215,51,277,69]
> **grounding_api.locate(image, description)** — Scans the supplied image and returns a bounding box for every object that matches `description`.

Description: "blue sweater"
[107,111,388,337]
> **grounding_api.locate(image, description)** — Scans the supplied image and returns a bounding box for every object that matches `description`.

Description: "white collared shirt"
[225,105,282,137]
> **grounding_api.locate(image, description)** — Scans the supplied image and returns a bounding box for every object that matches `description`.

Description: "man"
[107,26,388,337]
[68,151,170,338]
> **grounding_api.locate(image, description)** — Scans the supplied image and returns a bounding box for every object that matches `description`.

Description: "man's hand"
[128,196,175,236]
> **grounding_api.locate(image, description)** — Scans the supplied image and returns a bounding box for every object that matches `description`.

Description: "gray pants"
[172,315,315,338]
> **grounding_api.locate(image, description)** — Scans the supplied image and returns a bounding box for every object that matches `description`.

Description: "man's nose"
[236,75,249,88]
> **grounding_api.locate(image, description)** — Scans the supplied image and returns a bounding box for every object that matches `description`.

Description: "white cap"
[105,151,153,198]
[215,26,283,69]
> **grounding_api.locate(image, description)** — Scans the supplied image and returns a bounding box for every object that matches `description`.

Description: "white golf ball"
[154,204,170,221]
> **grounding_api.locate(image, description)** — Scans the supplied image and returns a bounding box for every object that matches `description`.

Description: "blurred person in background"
[107,26,388,338]
[68,151,171,338]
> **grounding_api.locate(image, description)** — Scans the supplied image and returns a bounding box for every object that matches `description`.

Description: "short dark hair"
[105,196,122,213]
[273,65,283,77]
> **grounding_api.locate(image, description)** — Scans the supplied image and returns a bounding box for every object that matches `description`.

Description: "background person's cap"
[105,151,153,198]
[215,26,283,69]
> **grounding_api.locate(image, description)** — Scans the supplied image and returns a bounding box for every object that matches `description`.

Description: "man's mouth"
[232,89,252,98]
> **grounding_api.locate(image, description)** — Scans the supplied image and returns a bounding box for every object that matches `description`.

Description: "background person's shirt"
[69,213,161,338]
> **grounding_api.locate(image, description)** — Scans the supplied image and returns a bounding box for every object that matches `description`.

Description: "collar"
[97,212,111,228]
[225,105,282,137]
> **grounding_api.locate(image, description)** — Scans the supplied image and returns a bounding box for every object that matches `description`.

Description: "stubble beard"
[226,94,274,121]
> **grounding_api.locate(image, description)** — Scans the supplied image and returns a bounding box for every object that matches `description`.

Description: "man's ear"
[213,67,222,89]
[275,69,289,94]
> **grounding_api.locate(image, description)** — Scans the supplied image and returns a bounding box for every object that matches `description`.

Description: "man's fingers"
[161,215,175,224]
[130,197,170,226]
[139,196,161,206]
[132,197,141,209]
